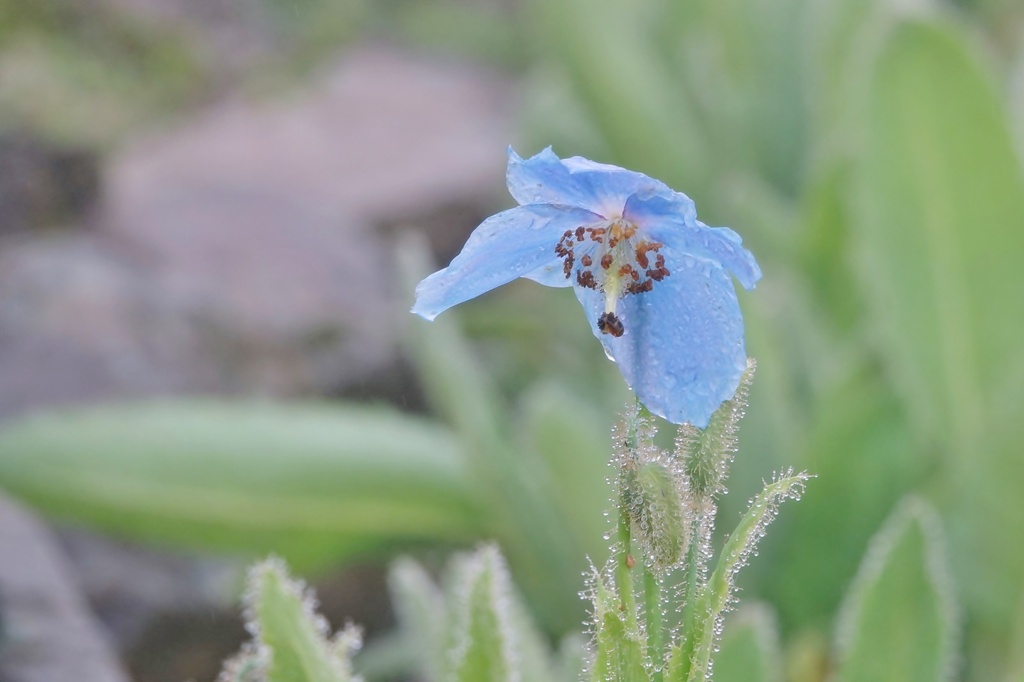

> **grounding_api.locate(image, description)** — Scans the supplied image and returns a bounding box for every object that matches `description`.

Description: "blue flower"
[412,147,761,428]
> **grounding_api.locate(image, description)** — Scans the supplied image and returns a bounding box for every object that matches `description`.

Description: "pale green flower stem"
[620,401,666,682]
[676,520,702,681]
[616,474,639,629]
[643,565,664,682]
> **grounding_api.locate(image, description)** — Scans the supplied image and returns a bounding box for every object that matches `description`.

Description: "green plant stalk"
[643,564,664,682]
[672,520,702,681]
[615,401,649,630]
[616,495,638,630]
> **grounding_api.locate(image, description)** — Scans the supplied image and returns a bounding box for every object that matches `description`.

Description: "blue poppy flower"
[412,147,761,428]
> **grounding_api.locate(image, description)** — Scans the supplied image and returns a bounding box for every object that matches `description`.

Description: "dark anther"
[626,279,654,295]
[646,268,667,282]
[600,253,614,270]
[577,270,597,289]
[597,311,625,337]
[580,254,593,267]
[555,231,574,258]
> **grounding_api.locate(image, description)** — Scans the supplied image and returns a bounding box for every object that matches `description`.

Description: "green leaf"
[391,549,560,682]
[834,497,958,682]
[670,471,809,682]
[1006,588,1024,682]
[851,18,1024,452]
[714,605,782,682]
[249,558,358,682]
[0,401,482,572]
[447,546,522,682]
[587,568,649,682]
[944,366,1024,642]
[592,611,650,682]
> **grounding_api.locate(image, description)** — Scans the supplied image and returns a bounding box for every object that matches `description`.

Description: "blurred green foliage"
[0,400,484,570]
[714,606,782,682]
[0,0,517,145]
[0,0,202,145]
[833,499,957,682]
[1,0,1023,680]
[514,1,1023,679]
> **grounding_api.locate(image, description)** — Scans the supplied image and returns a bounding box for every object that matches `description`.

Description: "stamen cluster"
[554,219,671,337]
[555,222,670,292]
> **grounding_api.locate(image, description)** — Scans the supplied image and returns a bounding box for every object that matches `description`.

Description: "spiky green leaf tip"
[218,557,362,682]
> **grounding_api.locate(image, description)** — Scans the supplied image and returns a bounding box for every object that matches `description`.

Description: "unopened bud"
[677,358,755,501]
[626,460,690,571]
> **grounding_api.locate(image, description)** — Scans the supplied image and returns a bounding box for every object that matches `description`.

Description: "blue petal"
[412,204,601,320]
[573,247,748,427]
[506,147,670,218]
[623,191,762,290]
[521,260,576,288]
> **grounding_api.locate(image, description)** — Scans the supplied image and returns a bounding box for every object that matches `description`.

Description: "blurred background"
[0,0,1023,680]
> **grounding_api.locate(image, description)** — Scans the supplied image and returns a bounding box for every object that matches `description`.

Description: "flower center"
[555,218,670,337]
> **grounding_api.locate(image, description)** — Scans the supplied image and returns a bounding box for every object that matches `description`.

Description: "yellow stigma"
[604,268,622,314]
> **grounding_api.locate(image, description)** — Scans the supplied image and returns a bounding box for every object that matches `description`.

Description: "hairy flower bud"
[627,460,690,571]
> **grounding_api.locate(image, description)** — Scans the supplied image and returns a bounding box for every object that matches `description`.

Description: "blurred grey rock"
[0,234,226,420]
[98,43,510,391]
[0,45,512,421]
[0,133,100,237]
[106,45,511,253]
[0,493,129,682]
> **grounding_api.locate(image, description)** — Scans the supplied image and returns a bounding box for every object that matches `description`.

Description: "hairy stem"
[644,565,664,681]
[616,488,638,628]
